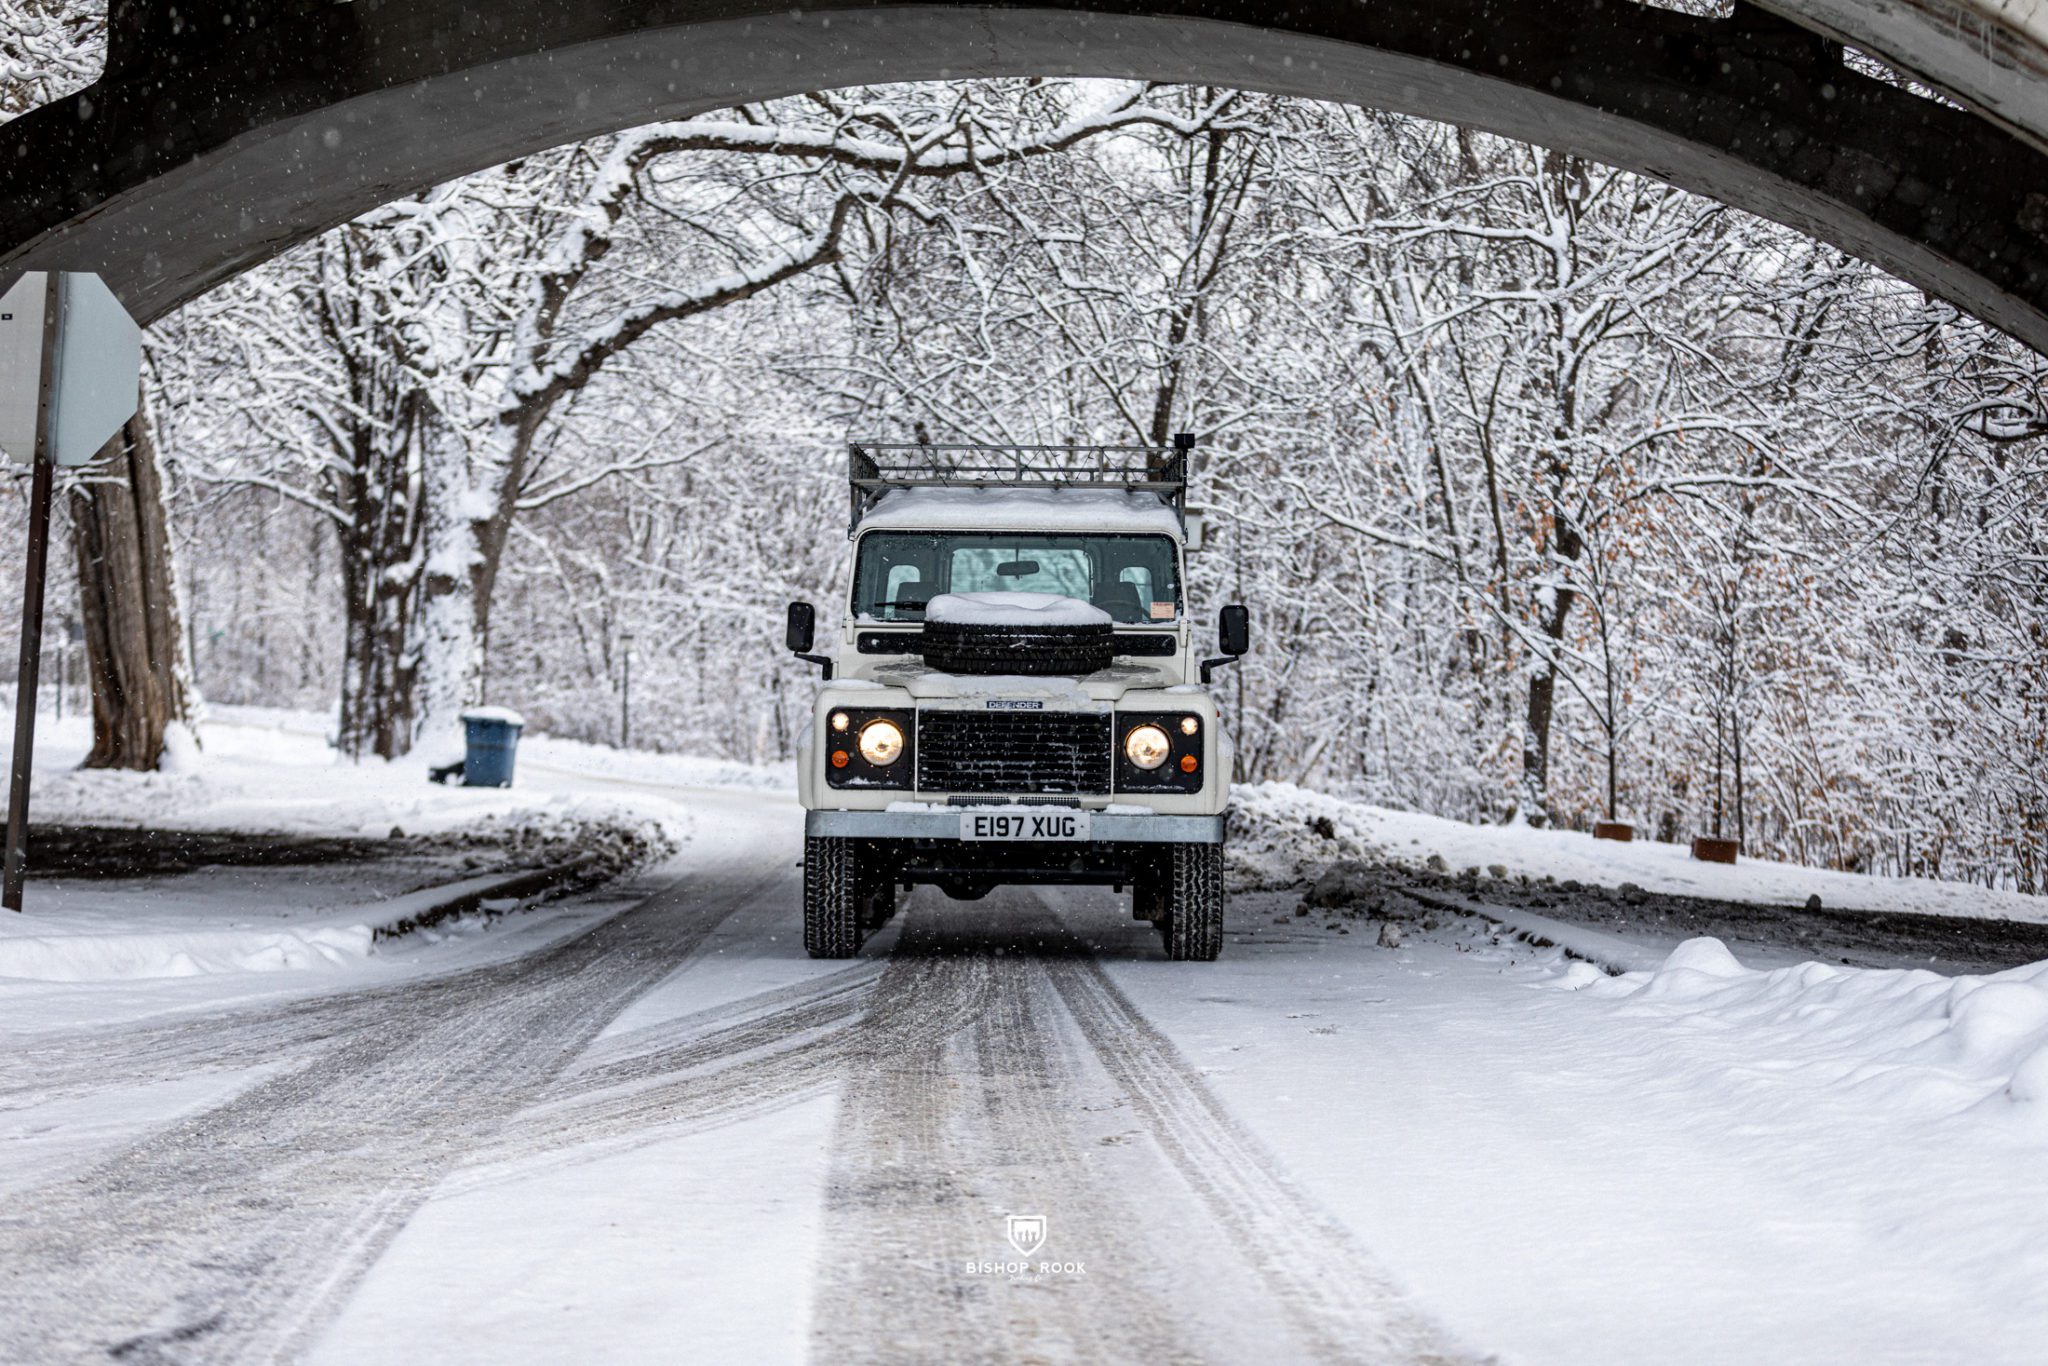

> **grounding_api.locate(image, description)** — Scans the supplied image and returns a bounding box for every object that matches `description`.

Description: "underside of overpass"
[3,0,2048,349]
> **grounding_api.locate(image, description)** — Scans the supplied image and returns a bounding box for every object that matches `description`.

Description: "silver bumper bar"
[806,809,1225,844]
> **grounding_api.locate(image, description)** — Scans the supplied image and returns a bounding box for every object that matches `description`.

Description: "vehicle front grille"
[916,710,1112,795]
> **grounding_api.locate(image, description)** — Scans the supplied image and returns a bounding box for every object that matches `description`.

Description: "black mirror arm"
[1199,655,1241,685]
[795,652,834,680]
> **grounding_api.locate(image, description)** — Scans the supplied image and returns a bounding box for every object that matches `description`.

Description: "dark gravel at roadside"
[1297,858,2048,975]
[24,825,425,879]
[25,810,674,889]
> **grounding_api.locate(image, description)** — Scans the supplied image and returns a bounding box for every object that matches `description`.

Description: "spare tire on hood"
[919,591,1115,676]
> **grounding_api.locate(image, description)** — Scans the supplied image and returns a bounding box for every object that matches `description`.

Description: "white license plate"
[959,810,1091,842]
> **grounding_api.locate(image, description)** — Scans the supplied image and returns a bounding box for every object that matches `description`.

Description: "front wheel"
[1159,840,1225,961]
[804,835,863,959]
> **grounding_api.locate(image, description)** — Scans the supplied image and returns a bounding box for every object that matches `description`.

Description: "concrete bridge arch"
[3,0,2048,349]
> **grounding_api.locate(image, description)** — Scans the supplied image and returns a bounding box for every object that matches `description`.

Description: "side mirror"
[786,601,816,654]
[1201,605,1250,684]
[786,601,832,678]
[1219,604,1250,657]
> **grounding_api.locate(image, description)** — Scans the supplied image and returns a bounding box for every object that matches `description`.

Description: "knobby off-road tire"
[1161,840,1225,961]
[918,618,1115,676]
[804,835,864,959]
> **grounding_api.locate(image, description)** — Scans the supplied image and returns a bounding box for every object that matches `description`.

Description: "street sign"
[0,276,49,463]
[0,271,141,466]
[3,271,143,910]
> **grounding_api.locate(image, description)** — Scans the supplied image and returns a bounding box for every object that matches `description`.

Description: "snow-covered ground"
[1104,897,2048,1364]
[2,712,2046,1362]
[0,706,771,1026]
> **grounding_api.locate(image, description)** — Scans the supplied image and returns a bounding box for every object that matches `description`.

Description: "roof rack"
[847,434,1194,533]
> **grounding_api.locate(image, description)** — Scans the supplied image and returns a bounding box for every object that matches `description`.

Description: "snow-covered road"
[3,773,2046,1363]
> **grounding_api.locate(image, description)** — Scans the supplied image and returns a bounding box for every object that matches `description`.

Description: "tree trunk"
[70,406,196,771]
[333,406,426,760]
[412,437,484,755]
[1522,665,1558,823]
[1520,529,1581,826]
[335,527,420,761]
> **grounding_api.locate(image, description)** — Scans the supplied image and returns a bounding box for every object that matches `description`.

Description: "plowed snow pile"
[0,924,375,983]
[1563,937,2048,1132]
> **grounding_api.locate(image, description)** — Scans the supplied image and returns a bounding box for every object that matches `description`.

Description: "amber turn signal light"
[830,750,850,769]
[1179,754,1198,773]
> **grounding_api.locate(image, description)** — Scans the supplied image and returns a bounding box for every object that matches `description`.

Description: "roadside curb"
[1395,884,1664,976]
[370,855,610,942]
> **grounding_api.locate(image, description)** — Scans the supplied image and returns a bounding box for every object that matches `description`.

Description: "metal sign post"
[4,275,61,909]
[0,272,142,910]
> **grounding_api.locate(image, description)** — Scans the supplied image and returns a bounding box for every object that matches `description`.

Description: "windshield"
[853,531,1182,625]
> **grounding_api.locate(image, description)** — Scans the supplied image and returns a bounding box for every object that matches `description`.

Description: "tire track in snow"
[808,901,1205,1365]
[460,972,882,1186]
[5,854,1479,1363]
[1036,895,1481,1365]
[0,864,783,1364]
[0,880,664,1116]
[808,893,1480,1365]
[558,961,881,1094]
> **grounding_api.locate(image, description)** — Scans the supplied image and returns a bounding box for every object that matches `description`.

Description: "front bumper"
[805,809,1224,844]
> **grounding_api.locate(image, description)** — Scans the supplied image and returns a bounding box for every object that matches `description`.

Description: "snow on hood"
[925,591,1111,628]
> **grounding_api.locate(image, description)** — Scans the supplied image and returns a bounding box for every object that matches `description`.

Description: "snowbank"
[1230,780,2048,925]
[924,591,1111,627]
[1564,937,2048,1131]
[0,855,641,985]
[0,924,373,982]
[0,708,725,855]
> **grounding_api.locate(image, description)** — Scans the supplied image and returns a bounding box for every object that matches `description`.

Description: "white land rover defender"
[784,436,1249,961]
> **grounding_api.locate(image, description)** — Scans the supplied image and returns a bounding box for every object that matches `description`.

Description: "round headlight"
[858,719,905,766]
[1124,723,1171,770]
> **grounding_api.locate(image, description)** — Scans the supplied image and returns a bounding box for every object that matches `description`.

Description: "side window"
[856,534,937,619]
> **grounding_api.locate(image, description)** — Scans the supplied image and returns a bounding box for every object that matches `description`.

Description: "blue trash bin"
[461,707,525,788]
